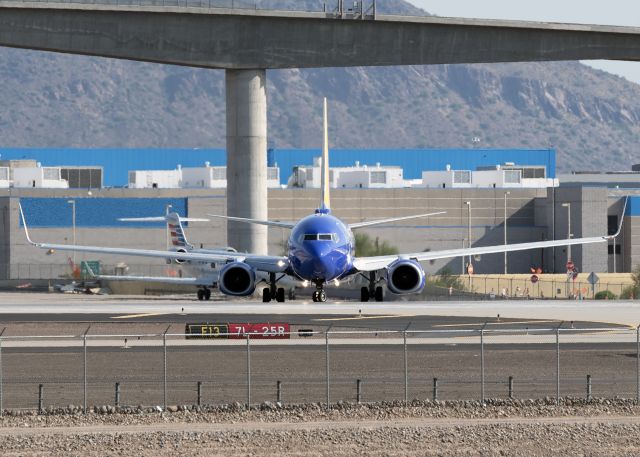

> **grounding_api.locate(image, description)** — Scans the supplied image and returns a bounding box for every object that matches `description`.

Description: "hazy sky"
[409,0,640,84]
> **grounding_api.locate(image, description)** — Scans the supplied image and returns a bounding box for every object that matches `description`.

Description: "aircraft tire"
[197,289,204,301]
[375,286,384,302]
[319,290,327,302]
[312,291,318,302]
[204,288,211,301]
[276,287,285,303]
[360,287,369,302]
[262,288,271,303]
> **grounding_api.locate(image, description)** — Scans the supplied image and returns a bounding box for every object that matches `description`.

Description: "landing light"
[277,260,286,268]
[334,279,340,287]
[302,280,310,288]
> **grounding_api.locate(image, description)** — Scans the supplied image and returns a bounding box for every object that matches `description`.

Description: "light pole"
[464,201,472,271]
[504,191,510,274]
[165,204,172,250]
[562,203,572,262]
[67,200,76,267]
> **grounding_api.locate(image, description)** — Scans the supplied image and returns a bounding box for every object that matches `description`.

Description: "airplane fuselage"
[288,212,354,284]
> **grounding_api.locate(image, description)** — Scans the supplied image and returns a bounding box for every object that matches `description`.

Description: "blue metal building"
[0,148,556,186]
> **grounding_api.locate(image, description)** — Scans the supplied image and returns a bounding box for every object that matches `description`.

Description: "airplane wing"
[207,214,296,229]
[19,204,289,273]
[348,212,446,229]
[352,235,611,272]
[96,274,215,286]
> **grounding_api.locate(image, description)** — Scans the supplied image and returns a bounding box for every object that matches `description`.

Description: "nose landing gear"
[312,280,327,302]
[312,289,327,302]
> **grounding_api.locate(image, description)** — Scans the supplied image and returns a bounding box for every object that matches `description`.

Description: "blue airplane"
[19,99,618,303]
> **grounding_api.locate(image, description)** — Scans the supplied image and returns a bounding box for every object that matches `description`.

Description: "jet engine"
[167,248,188,265]
[219,262,256,296]
[386,259,426,295]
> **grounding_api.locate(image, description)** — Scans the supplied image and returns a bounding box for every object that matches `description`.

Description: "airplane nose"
[306,243,337,278]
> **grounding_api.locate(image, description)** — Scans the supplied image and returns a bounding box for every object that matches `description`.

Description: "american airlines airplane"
[94,211,300,301]
[20,99,617,303]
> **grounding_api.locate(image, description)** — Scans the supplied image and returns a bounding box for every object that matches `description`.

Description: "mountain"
[0,0,638,172]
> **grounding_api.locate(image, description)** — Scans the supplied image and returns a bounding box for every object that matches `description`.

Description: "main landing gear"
[262,272,286,303]
[197,287,211,301]
[360,272,384,302]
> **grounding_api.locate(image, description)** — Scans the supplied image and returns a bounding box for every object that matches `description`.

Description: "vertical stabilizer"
[166,213,194,250]
[320,97,331,212]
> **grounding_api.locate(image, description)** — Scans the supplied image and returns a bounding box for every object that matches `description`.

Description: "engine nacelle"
[386,259,426,295]
[219,262,256,296]
[169,248,188,265]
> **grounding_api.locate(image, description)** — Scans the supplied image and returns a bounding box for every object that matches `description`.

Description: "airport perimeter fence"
[0,327,639,413]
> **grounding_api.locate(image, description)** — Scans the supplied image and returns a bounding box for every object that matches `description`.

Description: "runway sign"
[229,323,290,339]
[185,323,290,339]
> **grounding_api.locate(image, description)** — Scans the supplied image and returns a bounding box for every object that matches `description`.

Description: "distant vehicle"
[20,99,618,303]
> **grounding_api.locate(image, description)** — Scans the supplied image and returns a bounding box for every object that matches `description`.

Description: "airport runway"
[0,293,637,410]
[1,293,639,327]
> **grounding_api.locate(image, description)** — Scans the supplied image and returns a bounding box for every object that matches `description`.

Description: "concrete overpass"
[2,2,640,253]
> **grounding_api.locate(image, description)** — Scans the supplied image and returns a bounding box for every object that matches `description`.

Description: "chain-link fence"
[0,327,638,413]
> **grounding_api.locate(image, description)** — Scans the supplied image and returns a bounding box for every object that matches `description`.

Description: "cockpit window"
[303,233,337,241]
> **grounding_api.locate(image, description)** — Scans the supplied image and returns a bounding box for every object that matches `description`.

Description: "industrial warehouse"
[0,147,636,284]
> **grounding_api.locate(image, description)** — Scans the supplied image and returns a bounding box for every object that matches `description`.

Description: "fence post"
[556,326,561,406]
[0,328,5,417]
[163,328,169,410]
[508,376,514,399]
[636,325,640,404]
[38,384,44,414]
[325,327,331,408]
[480,325,486,403]
[197,381,202,406]
[115,382,121,407]
[83,326,90,414]
[356,379,362,404]
[277,380,281,404]
[586,375,592,401]
[246,334,251,407]
[432,378,438,401]
[403,329,408,403]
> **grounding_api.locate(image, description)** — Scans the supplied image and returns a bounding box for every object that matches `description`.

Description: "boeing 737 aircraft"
[20,99,619,303]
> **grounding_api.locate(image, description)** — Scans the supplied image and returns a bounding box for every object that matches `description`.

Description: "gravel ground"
[1,399,640,456]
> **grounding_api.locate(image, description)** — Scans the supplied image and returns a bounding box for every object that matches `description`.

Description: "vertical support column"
[197,381,202,407]
[225,69,268,255]
[115,382,121,407]
[83,334,87,414]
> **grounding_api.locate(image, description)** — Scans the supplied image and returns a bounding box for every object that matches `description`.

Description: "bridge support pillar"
[225,69,268,255]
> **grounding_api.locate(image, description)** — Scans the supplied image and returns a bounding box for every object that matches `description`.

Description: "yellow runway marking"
[111,313,170,319]
[313,315,416,322]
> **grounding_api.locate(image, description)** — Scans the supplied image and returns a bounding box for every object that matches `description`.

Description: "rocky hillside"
[0,0,638,171]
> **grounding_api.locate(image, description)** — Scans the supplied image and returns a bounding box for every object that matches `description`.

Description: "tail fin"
[319,97,331,213]
[166,213,194,250]
[118,212,209,251]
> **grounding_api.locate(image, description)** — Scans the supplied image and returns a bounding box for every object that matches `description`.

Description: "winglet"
[319,97,331,213]
[18,203,38,246]
[611,196,628,239]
